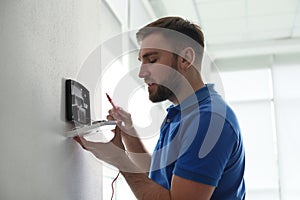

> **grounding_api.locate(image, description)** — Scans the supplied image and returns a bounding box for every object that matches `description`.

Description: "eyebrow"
[138,51,159,61]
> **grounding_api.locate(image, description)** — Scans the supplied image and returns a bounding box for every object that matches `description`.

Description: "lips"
[145,79,156,86]
[146,82,157,92]
[147,83,157,89]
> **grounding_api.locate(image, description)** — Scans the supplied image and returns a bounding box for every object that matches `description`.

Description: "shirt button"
[166,119,170,123]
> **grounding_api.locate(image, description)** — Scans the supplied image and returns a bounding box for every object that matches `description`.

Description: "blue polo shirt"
[149,84,245,199]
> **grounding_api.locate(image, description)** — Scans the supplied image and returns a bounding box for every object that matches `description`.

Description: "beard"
[148,56,181,103]
[149,84,174,103]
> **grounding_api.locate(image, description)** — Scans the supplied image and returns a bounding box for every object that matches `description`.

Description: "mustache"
[144,78,157,84]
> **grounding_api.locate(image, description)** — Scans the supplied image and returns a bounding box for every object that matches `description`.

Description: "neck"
[169,79,205,106]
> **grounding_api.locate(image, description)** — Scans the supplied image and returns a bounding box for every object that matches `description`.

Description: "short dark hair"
[136,16,205,63]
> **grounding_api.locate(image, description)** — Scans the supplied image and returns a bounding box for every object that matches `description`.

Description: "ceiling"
[148,0,300,58]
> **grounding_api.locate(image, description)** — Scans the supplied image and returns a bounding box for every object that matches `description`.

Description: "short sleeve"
[173,112,237,186]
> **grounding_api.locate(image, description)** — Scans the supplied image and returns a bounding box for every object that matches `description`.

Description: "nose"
[138,63,150,78]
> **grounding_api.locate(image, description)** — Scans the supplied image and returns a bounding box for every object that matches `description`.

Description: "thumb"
[73,136,96,151]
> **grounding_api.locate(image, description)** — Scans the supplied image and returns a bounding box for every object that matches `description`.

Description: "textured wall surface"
[0,0,105,199]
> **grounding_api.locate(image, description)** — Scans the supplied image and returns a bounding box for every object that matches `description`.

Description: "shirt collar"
[166,84,218,113]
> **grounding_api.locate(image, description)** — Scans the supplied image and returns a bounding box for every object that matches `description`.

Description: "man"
[75,16,245,199]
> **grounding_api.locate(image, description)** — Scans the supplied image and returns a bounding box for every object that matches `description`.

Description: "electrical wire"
[110,172,121,200]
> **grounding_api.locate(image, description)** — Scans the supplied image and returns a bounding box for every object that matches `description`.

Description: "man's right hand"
[108,107,136,137]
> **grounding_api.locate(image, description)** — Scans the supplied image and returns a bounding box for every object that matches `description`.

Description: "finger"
[108,107,120,115]
[114,126,121,137]
[108,109,114,115]
[111,127,125,150]
[73,136,95,151]
[116,108,131,121]
[111,112,121,121]
[108,109,116,119]
[106,114,114,121]
[74,136,86,149]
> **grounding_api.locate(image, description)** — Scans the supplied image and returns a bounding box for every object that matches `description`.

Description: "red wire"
[110,172,120,200]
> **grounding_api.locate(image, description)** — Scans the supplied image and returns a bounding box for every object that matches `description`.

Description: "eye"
[149,59,157,63]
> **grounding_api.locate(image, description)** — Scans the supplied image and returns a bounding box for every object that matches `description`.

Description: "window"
[219,67,280,199]
[272,60,300,200]
[219,68,280,199]
[217,54,300,200]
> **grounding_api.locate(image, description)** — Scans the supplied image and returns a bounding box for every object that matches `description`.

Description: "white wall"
[0,0,106,199]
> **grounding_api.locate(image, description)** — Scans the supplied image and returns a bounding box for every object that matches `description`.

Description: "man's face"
[138,33,182,103]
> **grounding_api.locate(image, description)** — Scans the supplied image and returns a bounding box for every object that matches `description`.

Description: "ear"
[179,47,195,70]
